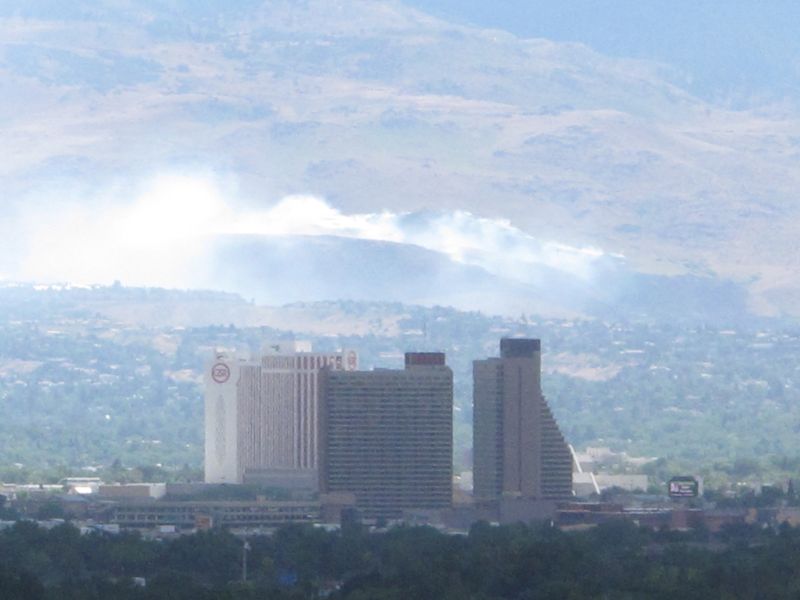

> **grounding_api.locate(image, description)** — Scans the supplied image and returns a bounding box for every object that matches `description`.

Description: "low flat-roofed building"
[62,477,102,495]
[110,498,320,529]
[573,473,649,497]
[241,467,318,494]
[98,483,166,500]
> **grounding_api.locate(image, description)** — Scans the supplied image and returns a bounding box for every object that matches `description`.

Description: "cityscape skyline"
[203,335,573,523]
[1,0,798,594]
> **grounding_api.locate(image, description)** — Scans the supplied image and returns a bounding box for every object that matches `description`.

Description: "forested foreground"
[3,520,800,599]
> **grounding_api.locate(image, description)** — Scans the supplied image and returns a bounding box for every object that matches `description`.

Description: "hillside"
[2,1,800,316]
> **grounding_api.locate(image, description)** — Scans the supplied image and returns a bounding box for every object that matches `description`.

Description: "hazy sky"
[408,0,800,106]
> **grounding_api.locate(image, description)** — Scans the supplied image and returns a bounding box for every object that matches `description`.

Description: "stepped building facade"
[473,338,572,507]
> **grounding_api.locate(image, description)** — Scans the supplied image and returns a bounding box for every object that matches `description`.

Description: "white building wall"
[204,356,242,483]
[204,347,358,483]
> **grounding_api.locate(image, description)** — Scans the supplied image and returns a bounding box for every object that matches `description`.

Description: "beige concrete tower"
[204,343,358,484]
[204,354,244,484]
[473,339,572,504]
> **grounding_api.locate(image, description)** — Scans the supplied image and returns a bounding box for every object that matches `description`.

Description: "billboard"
[668,476,699,498]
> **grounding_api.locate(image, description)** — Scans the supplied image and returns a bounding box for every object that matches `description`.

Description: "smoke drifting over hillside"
[13,173,614,297]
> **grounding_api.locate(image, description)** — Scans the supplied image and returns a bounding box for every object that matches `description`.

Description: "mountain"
[202,234,751,324]
[407,0,800,106]
[2,1,800,317]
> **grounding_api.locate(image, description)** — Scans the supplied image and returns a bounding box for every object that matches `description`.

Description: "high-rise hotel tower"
[319,352,453,519]
[473,339,572,503]
[204,342,358,484]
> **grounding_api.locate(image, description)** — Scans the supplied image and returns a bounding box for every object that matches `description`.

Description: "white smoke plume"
[11,173,615,291]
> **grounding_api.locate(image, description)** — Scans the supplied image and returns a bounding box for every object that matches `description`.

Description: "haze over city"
[3,2,800,598]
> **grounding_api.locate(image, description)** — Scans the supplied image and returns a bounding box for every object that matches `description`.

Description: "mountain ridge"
[2,0,800,316]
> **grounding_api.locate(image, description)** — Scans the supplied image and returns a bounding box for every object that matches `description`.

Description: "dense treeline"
[3,519,800,599]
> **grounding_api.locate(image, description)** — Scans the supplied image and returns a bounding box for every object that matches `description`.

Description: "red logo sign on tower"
[211,362,231,384]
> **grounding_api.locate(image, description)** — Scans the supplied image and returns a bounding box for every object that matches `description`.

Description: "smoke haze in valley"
[2,1,798,320]
[10,173,612,308]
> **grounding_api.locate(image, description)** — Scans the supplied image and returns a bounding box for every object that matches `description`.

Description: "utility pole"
[242,540,250,582]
